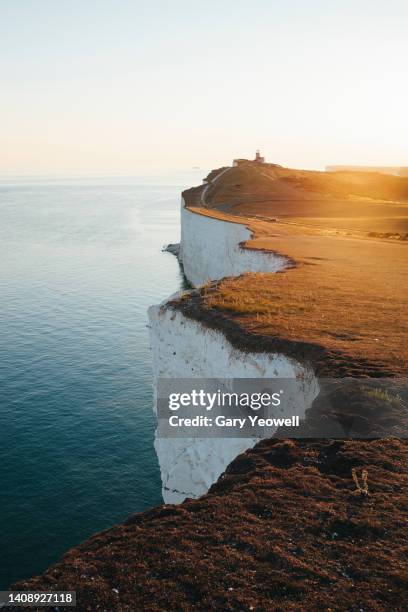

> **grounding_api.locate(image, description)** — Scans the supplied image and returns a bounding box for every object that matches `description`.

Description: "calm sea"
[0,178,186,588]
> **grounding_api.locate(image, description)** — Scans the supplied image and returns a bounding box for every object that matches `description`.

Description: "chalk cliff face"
[179,196,287,287]
[148,304,318,503]
[149,200,317,503]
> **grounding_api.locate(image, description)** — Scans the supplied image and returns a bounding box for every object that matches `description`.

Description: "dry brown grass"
[15,439,408,610]
[205,163,408,205]
[200,258,407,376]
[204,272,316,318]
[182,165,408,378]
[197,163,408,235]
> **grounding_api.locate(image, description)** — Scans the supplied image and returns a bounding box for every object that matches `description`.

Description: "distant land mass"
[327,165,408,177]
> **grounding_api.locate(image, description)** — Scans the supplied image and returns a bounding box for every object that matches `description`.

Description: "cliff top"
[196,163,408,237]
[203,163,408,201]
[14,438,408,611]
[181,164,408,379]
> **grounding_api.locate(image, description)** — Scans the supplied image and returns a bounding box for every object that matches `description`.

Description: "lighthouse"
[255,149,265,163]
[233,150,266,166]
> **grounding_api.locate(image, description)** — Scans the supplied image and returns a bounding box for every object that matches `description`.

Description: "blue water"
[0,180,184,588]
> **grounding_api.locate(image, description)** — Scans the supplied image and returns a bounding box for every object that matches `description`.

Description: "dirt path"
[200,166,231,206]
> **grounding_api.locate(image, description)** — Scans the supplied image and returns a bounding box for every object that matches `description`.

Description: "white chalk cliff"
[179,196,287,287]
[148,181,318,504]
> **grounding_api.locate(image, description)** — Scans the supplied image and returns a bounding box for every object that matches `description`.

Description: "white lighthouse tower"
[255,149,265,163]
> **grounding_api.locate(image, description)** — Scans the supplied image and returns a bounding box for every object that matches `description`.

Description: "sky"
[1,0,407,177]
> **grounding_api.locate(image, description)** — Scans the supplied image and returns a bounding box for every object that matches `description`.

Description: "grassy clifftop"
[15,439,408,611]
[204,162,408,205]
[198,163,408,237]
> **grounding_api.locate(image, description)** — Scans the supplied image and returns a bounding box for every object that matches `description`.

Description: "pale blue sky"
[1,0,407,175]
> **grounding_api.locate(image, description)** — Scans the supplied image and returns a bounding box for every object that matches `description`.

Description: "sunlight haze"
[1,0,407,176]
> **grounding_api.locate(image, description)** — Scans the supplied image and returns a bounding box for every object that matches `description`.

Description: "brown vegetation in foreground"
[14,439,408,611]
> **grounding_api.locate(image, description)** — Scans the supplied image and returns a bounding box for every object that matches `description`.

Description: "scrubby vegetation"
[15,439,408,611]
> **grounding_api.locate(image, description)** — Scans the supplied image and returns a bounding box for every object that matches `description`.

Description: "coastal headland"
[14,161,408,610]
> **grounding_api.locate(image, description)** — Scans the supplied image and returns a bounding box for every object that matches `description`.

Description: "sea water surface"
[0,178,187,588]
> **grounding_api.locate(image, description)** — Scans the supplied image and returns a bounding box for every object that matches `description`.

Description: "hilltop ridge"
[190,162,408,237]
